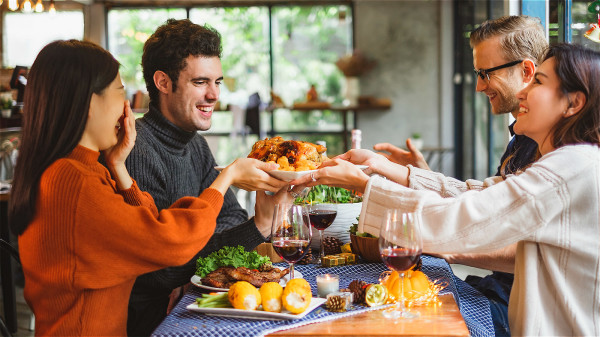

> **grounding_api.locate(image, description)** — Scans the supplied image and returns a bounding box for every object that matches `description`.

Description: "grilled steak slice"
[202,266,237,289]
[227,267,290,287]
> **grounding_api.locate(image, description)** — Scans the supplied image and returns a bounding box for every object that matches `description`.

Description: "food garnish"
[195,245,271,278]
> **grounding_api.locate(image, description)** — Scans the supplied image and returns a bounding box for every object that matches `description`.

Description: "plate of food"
[215,165,367,182]
[186,296,325,320]
[190,267,302,292]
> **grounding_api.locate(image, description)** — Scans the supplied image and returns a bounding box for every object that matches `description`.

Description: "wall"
[354,0,454,174]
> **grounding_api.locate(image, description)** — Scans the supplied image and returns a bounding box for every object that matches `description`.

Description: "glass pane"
[190,7,270,110]
[3,11,84,67]
[107,8,187,97]
[272,5,352,106]
[571,0,600,51]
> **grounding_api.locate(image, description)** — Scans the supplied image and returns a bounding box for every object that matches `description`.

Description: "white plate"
[215,165,368,182]
[191,270,302,292]
[186,297,326,320]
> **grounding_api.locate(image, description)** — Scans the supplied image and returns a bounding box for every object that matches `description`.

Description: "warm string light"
[7,0,54,12]
[8,0,18,11]
[34,0,43,12]
[21,0,33,13]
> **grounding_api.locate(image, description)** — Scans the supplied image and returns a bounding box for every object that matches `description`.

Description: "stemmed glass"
[271,203,312,280]
[379,209,423,319]
[307,193,337,263]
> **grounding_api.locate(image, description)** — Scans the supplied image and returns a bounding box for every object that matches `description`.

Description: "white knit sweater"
[359,144,600,336]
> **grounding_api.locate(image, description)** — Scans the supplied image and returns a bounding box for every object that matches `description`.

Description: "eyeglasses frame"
[474,60,523,82]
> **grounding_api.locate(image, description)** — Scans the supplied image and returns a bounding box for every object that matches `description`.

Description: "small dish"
[186,297,326,320]
[191,270,303,292]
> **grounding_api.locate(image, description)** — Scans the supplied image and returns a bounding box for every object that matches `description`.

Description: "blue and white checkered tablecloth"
[151,256,494,337]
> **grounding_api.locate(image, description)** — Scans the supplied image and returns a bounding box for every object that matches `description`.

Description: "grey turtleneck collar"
[139,104,197,150]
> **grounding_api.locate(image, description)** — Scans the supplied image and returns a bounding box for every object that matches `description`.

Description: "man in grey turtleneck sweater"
[123,19,291,337]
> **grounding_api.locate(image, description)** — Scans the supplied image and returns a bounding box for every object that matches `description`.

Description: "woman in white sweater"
[291,43,600,336]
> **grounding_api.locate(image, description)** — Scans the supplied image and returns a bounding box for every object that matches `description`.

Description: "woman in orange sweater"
[8,40,287,336]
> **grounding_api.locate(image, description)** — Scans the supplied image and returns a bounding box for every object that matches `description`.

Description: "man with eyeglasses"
[374,16,547,337]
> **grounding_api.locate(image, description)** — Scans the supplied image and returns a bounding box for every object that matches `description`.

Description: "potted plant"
[1,92,13,118]
[410,132,423,151]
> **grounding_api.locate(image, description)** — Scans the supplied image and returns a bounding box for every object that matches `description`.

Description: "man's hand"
[254,186,299,237]
[373,138,430,170]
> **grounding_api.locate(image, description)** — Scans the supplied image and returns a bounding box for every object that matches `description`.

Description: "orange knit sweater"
[18,145,224,336]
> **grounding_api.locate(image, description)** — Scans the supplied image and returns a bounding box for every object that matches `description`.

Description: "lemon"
[364,284,388,307]
[259,282,283,312]
[228,281,261,310]
[282,278,312,314]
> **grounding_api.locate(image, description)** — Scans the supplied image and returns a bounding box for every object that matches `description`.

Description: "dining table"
[151,256,494,337]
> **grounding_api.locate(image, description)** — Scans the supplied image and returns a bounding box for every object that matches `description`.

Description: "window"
[107,8,187,97]
[3,11,84,67]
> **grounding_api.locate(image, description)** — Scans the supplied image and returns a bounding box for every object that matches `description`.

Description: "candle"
[316,274,339,297]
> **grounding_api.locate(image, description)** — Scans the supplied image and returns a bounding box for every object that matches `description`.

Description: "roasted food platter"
[191,271,301,292]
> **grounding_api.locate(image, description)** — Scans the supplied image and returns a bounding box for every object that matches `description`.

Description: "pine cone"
[348,280,369,304]
[296,247,313,265]
[325,295,347,312]
[322,236,343,255]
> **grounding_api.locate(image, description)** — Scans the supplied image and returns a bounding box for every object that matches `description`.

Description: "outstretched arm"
[373,138,430,170]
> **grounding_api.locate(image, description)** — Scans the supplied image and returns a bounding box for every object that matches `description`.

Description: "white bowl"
[311,202,362,250]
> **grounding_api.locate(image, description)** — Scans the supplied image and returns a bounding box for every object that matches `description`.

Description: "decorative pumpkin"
[228,281,261,310]
[282,278,312,314]
[383,270,430,301]
[259,282,283,312]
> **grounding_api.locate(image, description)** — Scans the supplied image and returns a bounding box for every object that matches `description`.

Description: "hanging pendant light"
[8,0,19,11]
[22,0,33,13]
[34,0,43,12]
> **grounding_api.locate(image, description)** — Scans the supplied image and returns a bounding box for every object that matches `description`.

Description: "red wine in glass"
[272,239,310,263]
[380,247,422,272]
[308,209,337,230]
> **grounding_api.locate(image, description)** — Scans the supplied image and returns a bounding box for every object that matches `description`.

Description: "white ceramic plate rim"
[190,270,302,292]
[186,297,326,320]
[215,165,368,182]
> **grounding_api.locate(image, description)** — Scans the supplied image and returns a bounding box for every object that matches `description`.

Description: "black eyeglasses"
[474,60,523,82]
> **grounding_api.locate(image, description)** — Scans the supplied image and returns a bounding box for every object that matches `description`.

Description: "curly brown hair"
[142,19,222,105]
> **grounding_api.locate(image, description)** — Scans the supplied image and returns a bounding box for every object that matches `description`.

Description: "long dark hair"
[499,43,600,178]
[8,40,119,235]
[547,43,600,148]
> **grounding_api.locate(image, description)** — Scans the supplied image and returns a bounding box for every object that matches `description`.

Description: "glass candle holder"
[316,274,339,297]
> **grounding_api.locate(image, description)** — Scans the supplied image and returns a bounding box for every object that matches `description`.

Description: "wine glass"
[271,203,312,280]
[379,209,423,319]
[307,197,337,264]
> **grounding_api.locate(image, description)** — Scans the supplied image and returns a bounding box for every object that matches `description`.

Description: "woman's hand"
[103,100,136,190]
[334,149,389,175]
[373,139,430,170]
[254,185,299,237]
[103,100,136,169]
[289,158,370,193]
[210,158,288,196]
